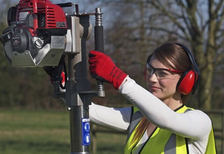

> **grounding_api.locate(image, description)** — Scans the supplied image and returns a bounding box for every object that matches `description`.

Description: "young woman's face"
[146,55,182,101]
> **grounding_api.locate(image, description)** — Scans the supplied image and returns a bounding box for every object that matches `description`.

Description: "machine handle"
[94,8,105,97]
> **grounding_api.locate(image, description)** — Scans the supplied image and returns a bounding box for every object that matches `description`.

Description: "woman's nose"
[148,72,158,81]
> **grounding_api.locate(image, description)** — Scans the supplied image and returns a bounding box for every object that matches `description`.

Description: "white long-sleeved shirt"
[89,77,212,154]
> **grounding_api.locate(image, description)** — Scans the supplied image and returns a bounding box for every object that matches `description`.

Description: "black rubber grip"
[94,26,104,53]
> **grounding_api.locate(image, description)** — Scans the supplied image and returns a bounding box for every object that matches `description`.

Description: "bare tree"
[93,0,224,109]
[0,0,221,109]
[143,0,224,109]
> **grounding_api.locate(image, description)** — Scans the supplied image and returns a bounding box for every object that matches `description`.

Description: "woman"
[88,42,216,154]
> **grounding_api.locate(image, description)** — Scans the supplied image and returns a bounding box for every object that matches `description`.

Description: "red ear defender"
[177,70,197,95]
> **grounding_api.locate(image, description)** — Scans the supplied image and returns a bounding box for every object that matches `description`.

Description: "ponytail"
[130,117,149,146]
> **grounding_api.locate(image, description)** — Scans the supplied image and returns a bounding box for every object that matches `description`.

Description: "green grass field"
[0,109,222,154]
[0,109,126,154]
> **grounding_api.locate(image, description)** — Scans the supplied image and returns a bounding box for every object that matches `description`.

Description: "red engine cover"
[17,0,67,36]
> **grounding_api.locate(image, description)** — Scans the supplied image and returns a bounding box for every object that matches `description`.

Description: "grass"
[0,109,70,154]
[0,109,222,154]
[0,109,126,154]
[93,133,126,154]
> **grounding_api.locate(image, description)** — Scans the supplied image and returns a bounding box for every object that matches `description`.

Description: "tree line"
[0,0,223,110]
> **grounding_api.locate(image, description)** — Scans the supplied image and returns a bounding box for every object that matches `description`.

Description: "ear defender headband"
[175,43,201,95]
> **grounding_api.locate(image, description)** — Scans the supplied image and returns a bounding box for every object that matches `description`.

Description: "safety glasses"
[146,63,184,79]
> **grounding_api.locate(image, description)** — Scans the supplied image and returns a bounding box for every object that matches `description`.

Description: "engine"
[0,0,77,67]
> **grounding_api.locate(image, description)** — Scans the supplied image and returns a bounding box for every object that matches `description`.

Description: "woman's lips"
[149,85,160,92]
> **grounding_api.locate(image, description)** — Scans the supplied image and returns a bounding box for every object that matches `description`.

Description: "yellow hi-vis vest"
[124,105,216,154]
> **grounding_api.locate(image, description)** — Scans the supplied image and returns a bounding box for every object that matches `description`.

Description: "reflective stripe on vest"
[126,107,143,141]
[124,105,217,154]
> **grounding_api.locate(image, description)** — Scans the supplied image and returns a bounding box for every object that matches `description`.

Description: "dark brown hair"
[147,43,191,71]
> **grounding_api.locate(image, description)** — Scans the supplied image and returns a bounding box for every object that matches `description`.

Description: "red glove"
[44,66,66,90]
[88,50,127,90]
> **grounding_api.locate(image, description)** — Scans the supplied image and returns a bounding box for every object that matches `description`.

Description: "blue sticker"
[82,118,90,145]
